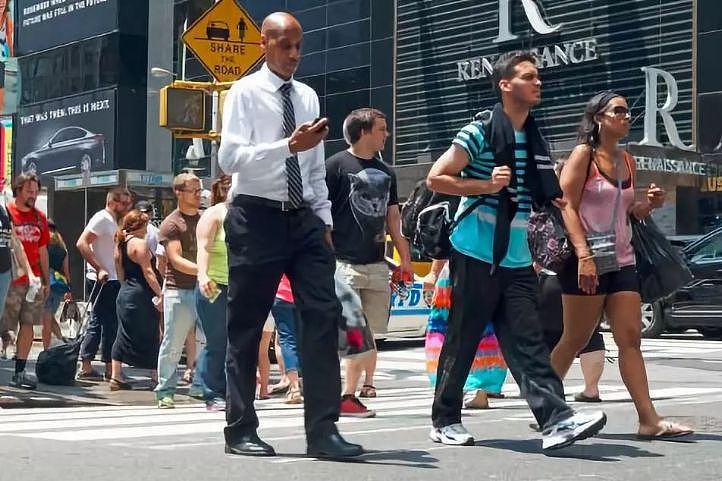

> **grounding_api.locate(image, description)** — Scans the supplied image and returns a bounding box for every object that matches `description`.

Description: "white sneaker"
[429,423,474,446]
[542,410,607,450]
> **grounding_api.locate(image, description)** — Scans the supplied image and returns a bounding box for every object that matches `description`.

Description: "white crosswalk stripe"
[605,335,722,360]
[3,381,722,444]
[2,337,720,445]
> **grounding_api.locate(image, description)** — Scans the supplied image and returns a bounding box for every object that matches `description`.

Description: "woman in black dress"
[109,210,163,391]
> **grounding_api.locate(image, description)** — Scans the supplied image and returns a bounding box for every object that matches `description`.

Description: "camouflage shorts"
[1,283,44,332]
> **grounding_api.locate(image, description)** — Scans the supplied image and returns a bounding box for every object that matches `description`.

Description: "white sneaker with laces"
[429,423,474,446]
[542,410,607,450]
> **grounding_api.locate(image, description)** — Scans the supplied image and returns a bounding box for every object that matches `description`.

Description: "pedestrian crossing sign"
[182,0,264,82]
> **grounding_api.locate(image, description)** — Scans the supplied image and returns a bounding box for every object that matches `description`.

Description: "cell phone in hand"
[312,117,328,132]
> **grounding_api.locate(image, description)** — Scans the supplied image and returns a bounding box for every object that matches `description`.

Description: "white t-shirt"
[146,223,160,256]
[84,209,118,281]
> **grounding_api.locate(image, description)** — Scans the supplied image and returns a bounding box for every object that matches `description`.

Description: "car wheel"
[80,153,92,172]
[640,302,664,338]
[699,328,722,340]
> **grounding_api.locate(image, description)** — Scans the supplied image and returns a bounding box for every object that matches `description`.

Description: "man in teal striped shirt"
[426,51,606,451]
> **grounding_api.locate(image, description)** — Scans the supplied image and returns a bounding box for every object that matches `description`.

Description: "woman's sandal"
[637,420,694,440]
[358,384,377,398]
[269,381,291,395]
[109,378,133,391]
[285,388,304,405]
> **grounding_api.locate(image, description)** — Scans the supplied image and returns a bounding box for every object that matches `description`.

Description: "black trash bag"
[631,216,693,303]
[35,339,82,386]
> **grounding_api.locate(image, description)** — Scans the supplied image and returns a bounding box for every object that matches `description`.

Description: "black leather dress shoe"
[225,433,276,457]
[307,432,364,459]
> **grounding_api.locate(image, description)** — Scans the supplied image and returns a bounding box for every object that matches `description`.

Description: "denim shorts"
[45,289,66,314]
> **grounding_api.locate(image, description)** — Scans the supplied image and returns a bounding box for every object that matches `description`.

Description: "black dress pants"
[431,251,573,431]
[223,198,341,444]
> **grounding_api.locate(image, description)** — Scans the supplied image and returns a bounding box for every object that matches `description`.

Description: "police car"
[385,279,430,339]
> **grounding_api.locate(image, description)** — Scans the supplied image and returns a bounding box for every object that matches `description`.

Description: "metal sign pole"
[209,0,220,180]
[210,89,219,179]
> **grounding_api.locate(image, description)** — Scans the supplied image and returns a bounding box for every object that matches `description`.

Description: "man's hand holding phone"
[289,117,329,153]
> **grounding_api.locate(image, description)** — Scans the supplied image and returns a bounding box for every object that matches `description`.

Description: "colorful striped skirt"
[425,267,508,394]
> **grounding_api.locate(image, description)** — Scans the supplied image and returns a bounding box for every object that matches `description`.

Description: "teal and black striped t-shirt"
[449,122,533,268]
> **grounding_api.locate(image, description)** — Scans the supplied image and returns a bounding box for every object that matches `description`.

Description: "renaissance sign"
[457,0,599,82]
[457,39,598,82]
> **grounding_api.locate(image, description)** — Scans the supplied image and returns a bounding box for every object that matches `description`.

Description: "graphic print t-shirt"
[158,209,199,289]
[7,201,50,284]
[326,150,398,264]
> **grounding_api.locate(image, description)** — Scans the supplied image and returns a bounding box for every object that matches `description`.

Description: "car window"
[687,233,722,262]
[52,128,84,143]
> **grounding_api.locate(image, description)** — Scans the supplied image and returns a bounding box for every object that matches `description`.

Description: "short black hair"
[492,50,538,93]
[135,200,152,213]
[342,108,386,145]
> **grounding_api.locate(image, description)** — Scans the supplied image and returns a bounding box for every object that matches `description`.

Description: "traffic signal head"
[160,86,207,131]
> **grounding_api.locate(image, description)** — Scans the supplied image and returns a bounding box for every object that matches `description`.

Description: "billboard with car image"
[15,88,115,184]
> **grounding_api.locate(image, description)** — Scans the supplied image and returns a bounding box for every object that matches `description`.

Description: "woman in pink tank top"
[552,92,692,439]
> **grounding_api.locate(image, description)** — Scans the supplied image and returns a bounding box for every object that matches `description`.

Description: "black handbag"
[414,197,485,259]
[35,340,83,386]
[35,283,101,386]
[631,216,693,302]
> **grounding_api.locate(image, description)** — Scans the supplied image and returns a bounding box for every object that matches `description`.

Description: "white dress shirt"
[218,63,332,226]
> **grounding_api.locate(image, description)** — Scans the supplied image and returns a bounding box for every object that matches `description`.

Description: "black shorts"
[537,273,605,354]
[558,256,640,296]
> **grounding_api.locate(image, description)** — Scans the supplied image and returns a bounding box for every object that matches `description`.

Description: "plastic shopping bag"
[335,271,375,359]
[631,216,693,303]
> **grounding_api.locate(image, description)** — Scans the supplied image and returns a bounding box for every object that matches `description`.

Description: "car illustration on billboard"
[20,126,107,176]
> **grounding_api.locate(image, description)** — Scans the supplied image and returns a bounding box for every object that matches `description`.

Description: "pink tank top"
[579,152,636,267]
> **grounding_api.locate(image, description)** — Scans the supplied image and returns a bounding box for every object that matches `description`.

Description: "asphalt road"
[3,334,722,481]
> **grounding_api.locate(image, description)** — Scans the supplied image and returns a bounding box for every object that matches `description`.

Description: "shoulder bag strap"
[607,154,624,232]
[449,196,486,230]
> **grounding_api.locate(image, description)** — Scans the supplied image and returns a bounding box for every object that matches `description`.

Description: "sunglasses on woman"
[602,106,631,120]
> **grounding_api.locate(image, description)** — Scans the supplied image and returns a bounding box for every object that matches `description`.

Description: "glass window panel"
[327,20,370,49]
[326,66,369,95]
[326,43,369,72]
[327,0,370,25]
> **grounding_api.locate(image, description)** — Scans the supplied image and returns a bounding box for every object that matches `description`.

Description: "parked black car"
[642,227,722,338]
[20,126,106,177]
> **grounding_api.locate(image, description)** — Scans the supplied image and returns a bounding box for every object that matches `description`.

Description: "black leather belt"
[232,194,305,212]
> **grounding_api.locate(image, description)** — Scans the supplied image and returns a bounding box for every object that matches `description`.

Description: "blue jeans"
[271,298,300,373]
[192,285,228,400]
[80,280,120,363]
[155,287,198,399]
[0,270,11,337]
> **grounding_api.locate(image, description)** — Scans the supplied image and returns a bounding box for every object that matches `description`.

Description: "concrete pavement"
[2,334,722,480]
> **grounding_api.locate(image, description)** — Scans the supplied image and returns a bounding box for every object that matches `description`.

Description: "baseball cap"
[135,200,152,213]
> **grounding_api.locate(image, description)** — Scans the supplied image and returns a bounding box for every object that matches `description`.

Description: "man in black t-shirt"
[326,108,412,418]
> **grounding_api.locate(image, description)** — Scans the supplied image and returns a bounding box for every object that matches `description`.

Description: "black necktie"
[279,83,304,207]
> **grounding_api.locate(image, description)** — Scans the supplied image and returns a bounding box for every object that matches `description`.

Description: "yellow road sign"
[182,0,264,82]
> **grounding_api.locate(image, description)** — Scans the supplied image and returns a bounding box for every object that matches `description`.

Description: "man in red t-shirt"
[1,173,50,389]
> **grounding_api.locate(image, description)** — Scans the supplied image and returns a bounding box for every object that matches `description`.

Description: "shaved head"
[260,12,304,80]
[261,12,302,39]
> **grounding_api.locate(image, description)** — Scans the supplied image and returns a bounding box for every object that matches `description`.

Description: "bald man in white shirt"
[218,12,363,460]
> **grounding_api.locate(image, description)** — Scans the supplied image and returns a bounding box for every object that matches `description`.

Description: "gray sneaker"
[429,423,474,446]
[9,371,37,390]
[542,411,607,450]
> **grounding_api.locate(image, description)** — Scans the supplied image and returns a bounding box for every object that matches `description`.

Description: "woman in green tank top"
[195,176,231,411]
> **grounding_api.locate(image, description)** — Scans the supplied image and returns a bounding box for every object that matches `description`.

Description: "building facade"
[391,0,720,235]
